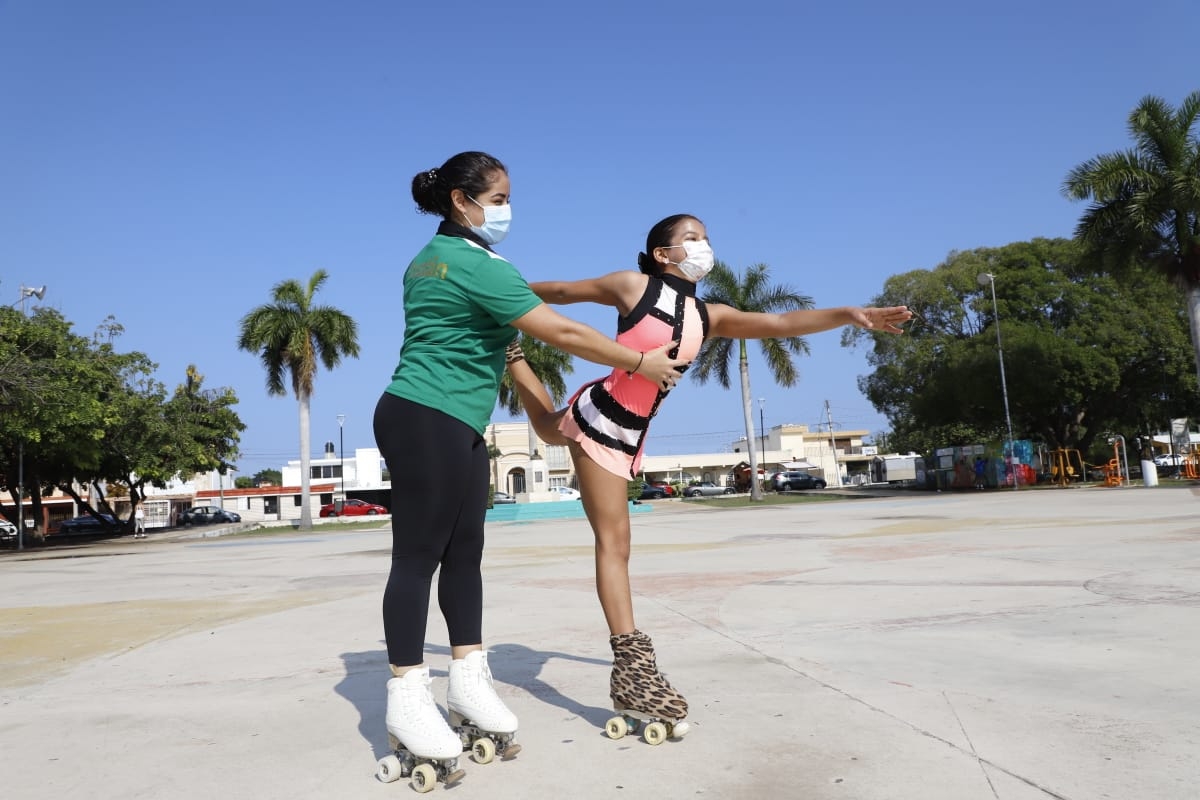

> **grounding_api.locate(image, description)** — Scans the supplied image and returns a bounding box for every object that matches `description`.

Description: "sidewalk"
[2,487,1198,799]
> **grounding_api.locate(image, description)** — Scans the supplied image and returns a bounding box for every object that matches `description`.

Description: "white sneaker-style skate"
[376,667,465,791]
[446,650,521,763]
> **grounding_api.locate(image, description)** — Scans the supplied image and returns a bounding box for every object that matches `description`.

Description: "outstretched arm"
[529,271,645,315]
[511,303,685,391]
[708,304,912,340]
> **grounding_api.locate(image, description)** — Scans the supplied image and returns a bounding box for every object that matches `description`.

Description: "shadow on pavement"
[335,642,613,758]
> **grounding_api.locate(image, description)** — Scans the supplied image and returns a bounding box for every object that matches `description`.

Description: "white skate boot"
[446,650,521,763]
[375,667,465,791]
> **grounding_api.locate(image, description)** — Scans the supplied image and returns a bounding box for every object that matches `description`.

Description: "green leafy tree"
[1,309,246,539]
[252,468,282,486]
[0,308,115,534]
[690,261,813,500]
[237,270,360,529]
[1063,91,1200,388]
[847,239,1197,456]
[166,365,243,483]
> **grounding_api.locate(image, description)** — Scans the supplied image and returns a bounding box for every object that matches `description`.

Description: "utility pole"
[824,400,842,487]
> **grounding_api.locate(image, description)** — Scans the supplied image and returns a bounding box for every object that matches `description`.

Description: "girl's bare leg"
[508,346,635,633]
[506,352,570,446]
[571,443,636,634]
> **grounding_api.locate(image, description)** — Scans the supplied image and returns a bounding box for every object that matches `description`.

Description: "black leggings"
[373,392,490,667]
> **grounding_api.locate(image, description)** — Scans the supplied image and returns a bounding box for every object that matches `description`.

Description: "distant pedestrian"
[134,506,146,538]
[974,456,987,490]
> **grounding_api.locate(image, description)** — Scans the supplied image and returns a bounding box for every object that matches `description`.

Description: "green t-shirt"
[386,232,542,435]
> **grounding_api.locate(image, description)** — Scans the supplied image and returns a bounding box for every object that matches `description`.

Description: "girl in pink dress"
[506,214,911,737]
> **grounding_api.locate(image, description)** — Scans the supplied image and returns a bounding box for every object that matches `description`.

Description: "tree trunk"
[738,339,763,501]
[1188,285,1200,393]
[298,390,313,530]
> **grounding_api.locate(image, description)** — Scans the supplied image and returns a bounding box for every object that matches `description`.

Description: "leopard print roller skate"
[605,630,690,744]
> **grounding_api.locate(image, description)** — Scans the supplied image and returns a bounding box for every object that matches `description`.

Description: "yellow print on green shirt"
[409,259,449,279]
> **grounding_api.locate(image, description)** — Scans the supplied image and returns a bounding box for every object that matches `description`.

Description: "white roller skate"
[446,650,522,764]
[376,666,466,792]
[605,630,691,745]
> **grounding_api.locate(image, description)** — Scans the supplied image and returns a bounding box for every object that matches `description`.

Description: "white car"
[0,517,17,546]
[1153,454,1185,467]
[550,486,581,500]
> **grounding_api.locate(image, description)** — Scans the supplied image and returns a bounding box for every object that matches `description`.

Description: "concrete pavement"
[2,486,1198,799]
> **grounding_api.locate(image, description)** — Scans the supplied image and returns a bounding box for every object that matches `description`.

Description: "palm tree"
[497,334,574,468]
[237,270,359,529]
[496,334,574,414]
[1063,91,1200,387]
[691,261,813,500]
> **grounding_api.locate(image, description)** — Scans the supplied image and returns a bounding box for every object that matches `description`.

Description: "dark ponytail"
[638,214,701,275]
[412,151,508,219]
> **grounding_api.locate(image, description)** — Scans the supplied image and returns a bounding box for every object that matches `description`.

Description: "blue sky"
[3,0,1197,478]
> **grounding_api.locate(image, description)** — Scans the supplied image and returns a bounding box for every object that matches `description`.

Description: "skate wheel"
[376,754,403,783]
[605,716,629,740]
[670,720,690,739]
[472,737,496,764]
[411,763,436,793]
[643,721,667,745]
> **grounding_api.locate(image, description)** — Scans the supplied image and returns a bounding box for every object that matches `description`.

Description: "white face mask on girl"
[665,240,715,281]
[465,196,512,245]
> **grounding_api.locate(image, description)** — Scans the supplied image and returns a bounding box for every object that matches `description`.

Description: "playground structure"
[1177,450,1200,479]
[1047,448,1087,487]
[1048,442,1200,487]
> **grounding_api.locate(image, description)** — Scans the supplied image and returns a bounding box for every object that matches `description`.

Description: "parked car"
[638,483,667,500]
[1153,453,1185,467]
[491,491,517,505]
[682,481,736,498]
[178,505,241,525]
[0,517,18,546]
[551,486,582,500]
[319,498,388,518]
[649,480,676,497]
[771,471,828,491]
[57,513,119,535]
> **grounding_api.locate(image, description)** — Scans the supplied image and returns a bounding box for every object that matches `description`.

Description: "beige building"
[724,423,874,488]
[487,420,874,491]
[271,421,877,506]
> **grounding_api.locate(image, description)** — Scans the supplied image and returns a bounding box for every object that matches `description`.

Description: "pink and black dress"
[557,273,709,479]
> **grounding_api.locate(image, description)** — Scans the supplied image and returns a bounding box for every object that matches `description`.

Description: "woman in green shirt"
[373,151,686,776]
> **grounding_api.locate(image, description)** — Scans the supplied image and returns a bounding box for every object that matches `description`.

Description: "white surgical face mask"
[665,239,714,281]
[465,196,511,245]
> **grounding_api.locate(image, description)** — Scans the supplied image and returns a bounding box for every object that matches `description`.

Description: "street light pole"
[16,440,24,551]
[977,272,1017,490]
[336,414,345,498]
[758,398,766,462]
[12,285,46,549]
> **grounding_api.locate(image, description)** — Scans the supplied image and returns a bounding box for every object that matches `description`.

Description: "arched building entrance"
[507,467,527,495]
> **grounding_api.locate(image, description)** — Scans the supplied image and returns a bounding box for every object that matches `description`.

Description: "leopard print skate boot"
[605,630,690,744]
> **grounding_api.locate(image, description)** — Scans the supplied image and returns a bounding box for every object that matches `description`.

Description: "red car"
[650,481,676,497]
[319,499,388,518]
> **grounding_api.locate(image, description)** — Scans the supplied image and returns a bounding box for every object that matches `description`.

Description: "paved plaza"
[2,486,1198,799]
